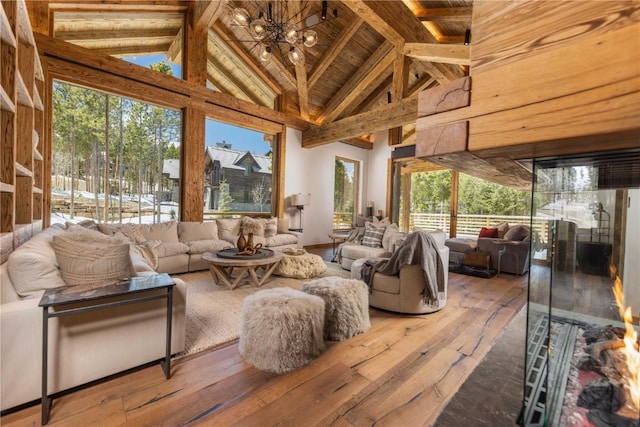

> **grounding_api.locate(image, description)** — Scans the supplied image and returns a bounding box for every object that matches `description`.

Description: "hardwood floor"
[1,251,528,427]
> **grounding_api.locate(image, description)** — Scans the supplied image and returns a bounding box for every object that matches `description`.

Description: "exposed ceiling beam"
[340,1,404,44]
[404,43,471,66]
[167,27,183,63]
[54,28,179,41]
[302,97,418,148]
[295,60,310,121]
[363,1,439,43]
[415,7,473,22]
[317,41,395,124]
[96,43,172,57]
[437,35,466,44]
[308,16,364,90]
[354,74,392,114]
[343,137,374,149]
[48,1,187,13]
[193,0,227,33]
[391,47,409,102]
[406,75,437,98]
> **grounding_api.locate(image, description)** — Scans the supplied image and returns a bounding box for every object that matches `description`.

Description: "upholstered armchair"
[350,229,449,314]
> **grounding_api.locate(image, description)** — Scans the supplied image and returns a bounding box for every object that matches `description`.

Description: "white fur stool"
[239,287,325,373]
[301,277,371,341]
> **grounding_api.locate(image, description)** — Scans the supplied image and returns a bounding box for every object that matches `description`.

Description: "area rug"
[175,263,350,358]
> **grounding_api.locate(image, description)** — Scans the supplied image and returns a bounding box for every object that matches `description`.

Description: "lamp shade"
[291,193,311,207]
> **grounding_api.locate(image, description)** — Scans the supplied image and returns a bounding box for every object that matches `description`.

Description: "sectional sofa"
[0,216,301,412]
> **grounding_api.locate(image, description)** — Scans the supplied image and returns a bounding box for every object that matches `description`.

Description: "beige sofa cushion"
[178,221,218,242]
[138,222,179,243]
[52,234,135,288]
[276,217,290,234]
[265,234,298,247]
[7,225,67,297]
[154,242,190,258]
[216,218,241,242]
[186,239,233,254]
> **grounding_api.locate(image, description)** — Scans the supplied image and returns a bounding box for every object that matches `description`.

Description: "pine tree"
[218,179,233,213]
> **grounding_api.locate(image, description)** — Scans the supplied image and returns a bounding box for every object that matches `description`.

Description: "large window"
[51,81,181,225]
[334,157,360,229]
[203,119,274,217]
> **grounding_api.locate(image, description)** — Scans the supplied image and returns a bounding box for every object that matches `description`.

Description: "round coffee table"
[202,250,283,289]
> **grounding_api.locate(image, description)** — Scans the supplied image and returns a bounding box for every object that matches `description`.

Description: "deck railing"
[333,212,550,243]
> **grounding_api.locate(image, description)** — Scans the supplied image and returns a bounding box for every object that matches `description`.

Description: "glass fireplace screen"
[522,150,640,426]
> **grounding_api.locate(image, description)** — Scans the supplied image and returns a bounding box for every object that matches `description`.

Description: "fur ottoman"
[273,249,327,279]
[239,287,326,373]
[301,277,370,341]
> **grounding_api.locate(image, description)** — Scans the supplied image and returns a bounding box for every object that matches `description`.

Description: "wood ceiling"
[48,0,472,150]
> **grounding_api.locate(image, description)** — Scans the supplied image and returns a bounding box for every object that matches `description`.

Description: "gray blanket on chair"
[362,231,444,305]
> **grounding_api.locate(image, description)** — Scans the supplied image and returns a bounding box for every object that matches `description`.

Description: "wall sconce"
[291,193,311,231]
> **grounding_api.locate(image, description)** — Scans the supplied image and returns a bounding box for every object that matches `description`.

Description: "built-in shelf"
[32,187,42,194]
[16,72,34,108]
[0,182,14,193]
[32,86,43,111]
[0,85,15,113]
[0,5,17,48]
[15,162,32,178]
[34,148,43,161]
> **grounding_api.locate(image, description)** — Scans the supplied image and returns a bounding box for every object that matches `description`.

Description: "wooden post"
[450,170,459,238]
[180,5,207,222]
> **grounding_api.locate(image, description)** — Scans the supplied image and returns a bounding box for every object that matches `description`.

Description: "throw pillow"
[362,226,385,248]
[276,217,290,234]
[216,218,241,241]
[138,221,179,242]
[178,221,218,242]
[264,217,278,238]
[52,234,135,287]
[479,227,499,238]
[504,224,530,241]
[494,222,510,239]
[382,223,400,251]
[242,217,265,236]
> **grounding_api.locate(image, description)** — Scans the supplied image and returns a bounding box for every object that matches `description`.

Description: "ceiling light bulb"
[285,26,299,44]
[303,30,317,48]
[258,44,272,62]
[288,46,304,65]
[232,8,250,26]
[250,18,267,40]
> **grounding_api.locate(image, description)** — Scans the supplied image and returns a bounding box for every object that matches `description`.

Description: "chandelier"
[230,1,338,65]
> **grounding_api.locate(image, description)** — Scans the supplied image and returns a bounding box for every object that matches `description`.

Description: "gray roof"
[205,146,271,173]
[163,159,180,180]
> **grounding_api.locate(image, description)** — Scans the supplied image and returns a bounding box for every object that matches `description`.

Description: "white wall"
[284,128,391,246]
[623,189,640,317]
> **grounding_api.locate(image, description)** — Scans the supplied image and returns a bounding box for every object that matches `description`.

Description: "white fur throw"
[301,277,371,341]
[239,288,325,374]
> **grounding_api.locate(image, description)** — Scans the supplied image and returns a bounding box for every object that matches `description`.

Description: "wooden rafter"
[317,41,394,124]
[54,27,179,41]
[340,1,404,44]
[391,47,408,102]
[96,43,172,57]
[193,0,227,34]
[289,0,309,120]
[206,53,265,106]
[415,7,473,22]
[354,74,392,115]
[47,1,188,13]
[308,16,363,90]
[303,97,418,148]
[404,43,470,65]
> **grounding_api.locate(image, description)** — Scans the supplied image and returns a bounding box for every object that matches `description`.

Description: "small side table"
[493,239,520,276]
[329,232,349,262]
[39,274,175,425]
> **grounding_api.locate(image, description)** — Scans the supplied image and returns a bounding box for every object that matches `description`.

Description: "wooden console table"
[38,274,175,425]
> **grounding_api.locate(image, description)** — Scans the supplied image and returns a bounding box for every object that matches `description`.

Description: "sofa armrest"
[286,230,303,248]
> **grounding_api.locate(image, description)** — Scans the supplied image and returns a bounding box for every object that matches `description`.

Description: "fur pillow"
[242,217,265,236]
[504,225,530,241]
[264,217,278,238]
[493,222,510,239]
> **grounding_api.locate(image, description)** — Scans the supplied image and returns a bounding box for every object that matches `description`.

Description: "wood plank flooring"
[1,257,528,427]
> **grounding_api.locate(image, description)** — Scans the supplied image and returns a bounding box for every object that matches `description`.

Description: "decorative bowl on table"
[217,248,274,259]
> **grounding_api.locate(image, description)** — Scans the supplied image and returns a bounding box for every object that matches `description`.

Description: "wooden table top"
[202,250,283,267]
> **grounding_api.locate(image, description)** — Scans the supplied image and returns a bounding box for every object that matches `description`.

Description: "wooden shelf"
[16,72,33,108]
[0,85,15,113]
[0,5,17,48]
[0,182,14,193]
[15,162,32,178]
[33,85,44,111]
